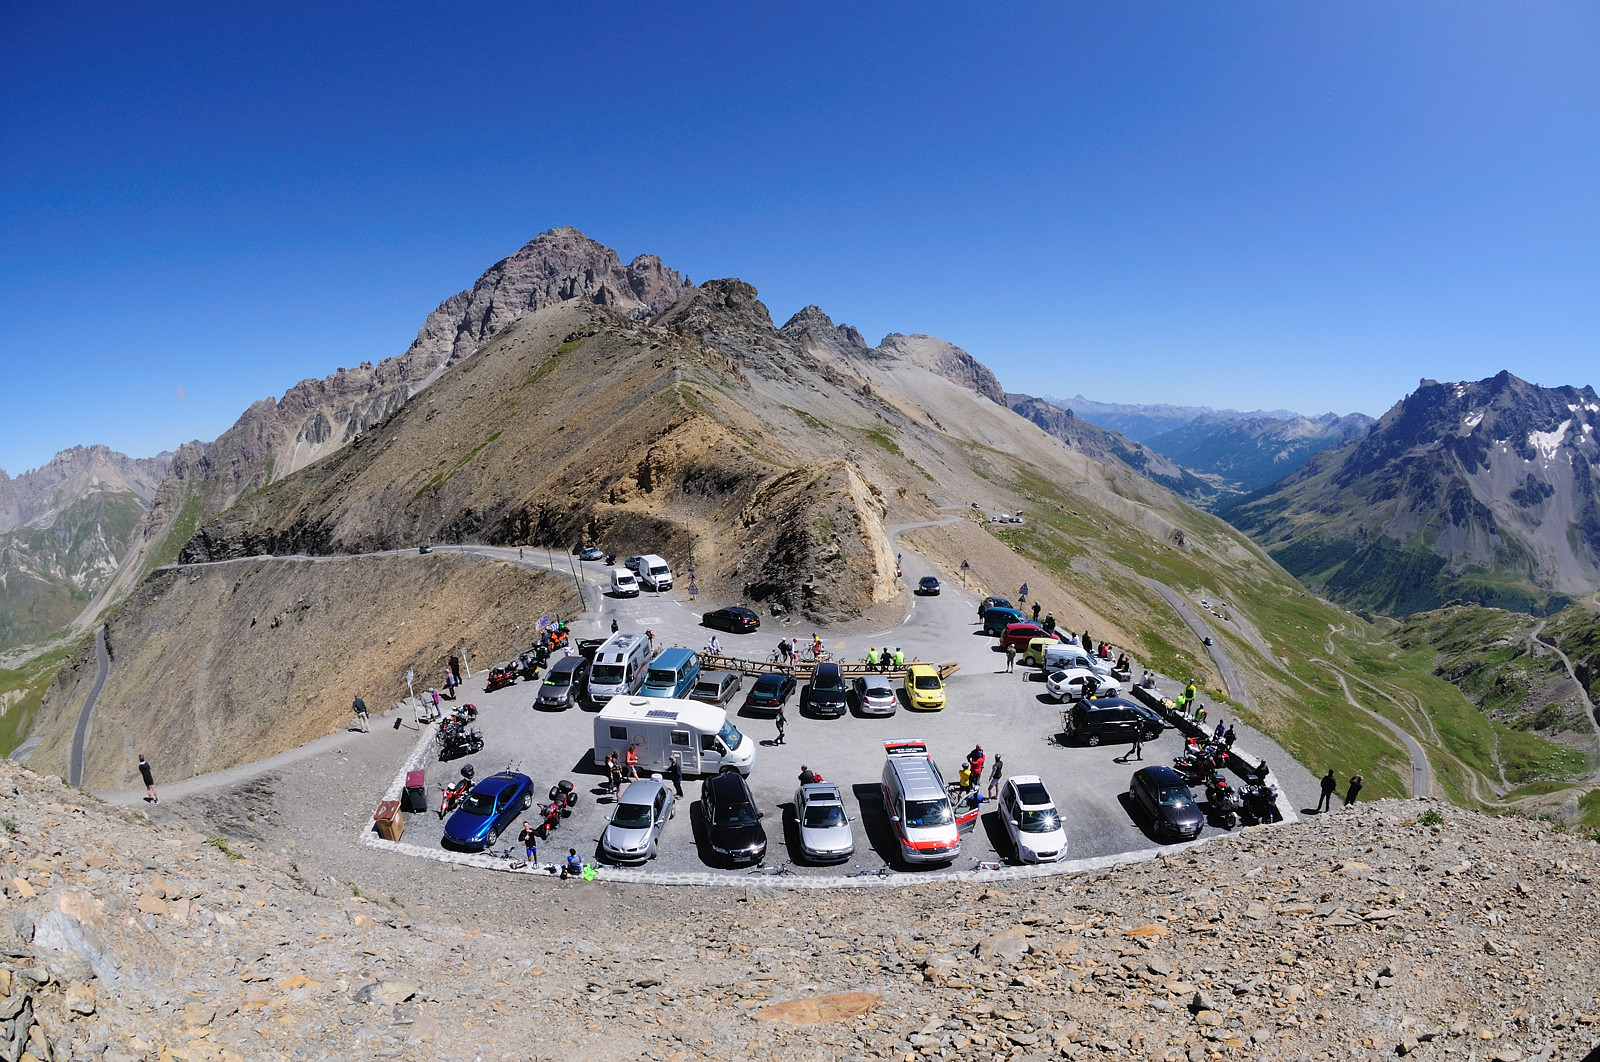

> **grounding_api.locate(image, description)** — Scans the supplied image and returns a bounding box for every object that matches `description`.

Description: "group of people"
[602,746,642,793]
[865,646,905,670]
[1316,768,1364,811]
[958,743,1004,798]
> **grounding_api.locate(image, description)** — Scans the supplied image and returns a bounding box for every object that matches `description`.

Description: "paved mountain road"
[1533,619,1600,781]
[1143,577,1255,710]
[67,625,109,788]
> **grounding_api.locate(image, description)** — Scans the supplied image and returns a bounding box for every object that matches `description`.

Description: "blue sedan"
[442,771,534,850]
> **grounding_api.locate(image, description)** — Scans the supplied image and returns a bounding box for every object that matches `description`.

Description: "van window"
[609,725,628,740]
[700,733,723,753]
[647,666,677,686]
[670,731,691,746]
[650,564,669,576]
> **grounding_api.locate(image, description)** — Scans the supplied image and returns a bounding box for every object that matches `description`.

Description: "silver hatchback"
[794,782,855,862]
[600,778,675,864]
[852,675,899,716]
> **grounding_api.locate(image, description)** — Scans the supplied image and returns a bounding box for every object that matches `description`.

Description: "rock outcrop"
[877,333,1006,405]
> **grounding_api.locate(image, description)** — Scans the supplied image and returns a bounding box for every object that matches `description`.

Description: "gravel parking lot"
[388,547,1318,879]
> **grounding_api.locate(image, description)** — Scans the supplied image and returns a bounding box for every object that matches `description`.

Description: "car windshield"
[590,663,624,684]
[459,791,497,816]
[904,798,954,828]
[716,720,743,749]
[803,804,847,829]
[646,668,676,686]
[544,670,572,687]
[914,674,942,690]
[1018,808,1061,833]
[611,802,653,829]
[649,565,669,576]
[710,800,758,827]
[1157,786,1194,808]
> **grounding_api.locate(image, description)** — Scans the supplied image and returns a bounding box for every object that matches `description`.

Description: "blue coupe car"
[442,771,534,850]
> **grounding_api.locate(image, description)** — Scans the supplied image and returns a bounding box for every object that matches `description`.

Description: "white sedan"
[1044,667,1121,703]
[998,776,1067,864]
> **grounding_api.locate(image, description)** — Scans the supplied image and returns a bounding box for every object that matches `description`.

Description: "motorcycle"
[437,719,484,760]
[1203,772,1243,829]
[549,780,578,816]
[515,651,541,681]
[1239,780,1281,825]
[536,798,564,838]
[437,764,476,819]
[484,666,517,692]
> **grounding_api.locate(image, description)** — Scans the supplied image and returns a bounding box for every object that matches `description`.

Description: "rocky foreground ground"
[1,759,1596,1062]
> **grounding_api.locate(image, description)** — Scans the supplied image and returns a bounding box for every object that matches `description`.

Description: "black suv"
[1129,765,1204,841]
[698,771,767,865]
[1063,697,1162,746]
[803,662,849,718]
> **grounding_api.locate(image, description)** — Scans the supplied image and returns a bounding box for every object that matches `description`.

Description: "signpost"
[960,559,970,590]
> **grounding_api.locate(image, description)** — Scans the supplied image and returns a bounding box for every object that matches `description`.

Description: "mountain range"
[4,229,1596,817]
[1226,372,1600,616]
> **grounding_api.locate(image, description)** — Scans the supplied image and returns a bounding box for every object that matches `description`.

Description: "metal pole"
[566,550,586,611]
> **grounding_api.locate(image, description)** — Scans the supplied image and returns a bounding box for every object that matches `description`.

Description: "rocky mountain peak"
[877,333,1006,405]
[778,306,870,359]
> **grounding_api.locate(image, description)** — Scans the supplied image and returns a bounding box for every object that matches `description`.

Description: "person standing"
[1223,725,1237,749]
[987,754,1004,799]
[625,744,640,779]
[668,754,684,797]
[606,753,623,796]
[1004,642,1017,672]
[1316,769,1337,813]
[1082,629,1092,651]
[774,705,787,745]
[518,821,538,863]
[448,654,462,687]
[1344,774,1364,806]
[610,618,619,634]
[138,755,158,804]
[352,696,369,732]
[443,669,457,701]
[1031,601,1041,622]
[966,745,985,789]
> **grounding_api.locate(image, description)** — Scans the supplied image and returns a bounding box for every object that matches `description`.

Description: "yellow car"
[904,664,946,711]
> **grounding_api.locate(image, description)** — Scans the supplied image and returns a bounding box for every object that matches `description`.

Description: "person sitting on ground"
[563,848,584,879]
[1213,720,1226,743]
[1115,652,1129,672]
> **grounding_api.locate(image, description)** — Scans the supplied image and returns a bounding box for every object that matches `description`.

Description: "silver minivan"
[879,740,960,864]
[586,632,651,706]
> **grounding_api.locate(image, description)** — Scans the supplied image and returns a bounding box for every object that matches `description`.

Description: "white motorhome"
[586,631,652,706]
[593,697,754,777]
[609,567,640,597]
[626,554,674,592]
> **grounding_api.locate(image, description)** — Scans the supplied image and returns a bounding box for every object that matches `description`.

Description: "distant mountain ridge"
[1147,410,1375,495]
[0,445,173,651]
[1226,372,1600,616]
[1056,395,1300,443]
[1005,395,1216,503]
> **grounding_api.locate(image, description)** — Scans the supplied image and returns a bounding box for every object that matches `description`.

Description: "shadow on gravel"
[979,810,1014,863]
[850,782,901,867]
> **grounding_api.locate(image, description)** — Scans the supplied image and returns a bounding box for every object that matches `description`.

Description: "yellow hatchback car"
[904,664,946,711]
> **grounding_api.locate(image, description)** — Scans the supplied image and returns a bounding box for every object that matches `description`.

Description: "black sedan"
[1129,765,1204,842]
[742,672,795,714]
[803,662,849,718]
[702,606,760,633]
[916,576,941,596]
[698,771,767,865]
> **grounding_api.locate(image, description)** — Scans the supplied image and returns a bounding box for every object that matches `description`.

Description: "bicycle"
[800,646,829,663]
[852,865,892,878]
[748,861,793,877]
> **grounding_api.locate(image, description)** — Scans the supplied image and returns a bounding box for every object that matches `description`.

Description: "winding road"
[1532,620,1600,781]
[1143,577,1255,710]
[1308,656,1432,799]
[68,624,109,788]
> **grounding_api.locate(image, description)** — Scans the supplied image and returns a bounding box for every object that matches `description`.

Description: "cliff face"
[1227,372,1600,616]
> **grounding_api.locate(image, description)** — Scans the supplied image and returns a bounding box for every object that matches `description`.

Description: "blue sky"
[3,2,1597,474]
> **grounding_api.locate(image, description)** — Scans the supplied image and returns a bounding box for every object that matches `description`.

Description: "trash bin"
[373,799,404,841]
[403,769,427,813]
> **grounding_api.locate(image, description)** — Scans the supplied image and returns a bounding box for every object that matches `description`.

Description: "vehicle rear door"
[670,729,697,774]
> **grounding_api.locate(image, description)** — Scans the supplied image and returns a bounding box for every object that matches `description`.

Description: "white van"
[593,697,754,777]
[1038,643,1113,678]
[586,632,652,706]
[627,554,673,592]
[880,739,960,864]
[609,567,640,597]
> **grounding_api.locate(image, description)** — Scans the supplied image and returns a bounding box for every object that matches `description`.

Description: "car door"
[651,788,669,847]
[999,786,1019,852]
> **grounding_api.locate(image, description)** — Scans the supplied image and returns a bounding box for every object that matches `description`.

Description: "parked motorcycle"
[1239,780,1281,825]
[484,666,517,692]
[1203,772,1243,829]
[515,651,541,680]
[437,719,484,760]
[549,780,578,817]
[437,764,476,819]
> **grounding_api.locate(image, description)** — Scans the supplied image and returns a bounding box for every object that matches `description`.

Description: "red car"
[1000,622,1049,651]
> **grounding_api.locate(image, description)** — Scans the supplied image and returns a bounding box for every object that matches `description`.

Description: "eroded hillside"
[28,552,576,791]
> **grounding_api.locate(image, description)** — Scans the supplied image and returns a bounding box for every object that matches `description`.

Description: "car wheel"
[522,791,534,810]
[486,828,500,847]
[648,841,657,860]
[1087,733,1101,747]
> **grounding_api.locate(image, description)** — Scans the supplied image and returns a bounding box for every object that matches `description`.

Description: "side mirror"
[888,813,899,823]
[1008,819,1018,828]
[757,812,766,819]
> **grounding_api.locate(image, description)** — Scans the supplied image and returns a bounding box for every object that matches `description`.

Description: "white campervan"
[626,554,673,592]
[609,567,640,597]
[586,632,652,706]
[593,697,754,777]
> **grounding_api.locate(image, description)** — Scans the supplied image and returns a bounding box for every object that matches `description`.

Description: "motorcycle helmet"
[460,763,475,780]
